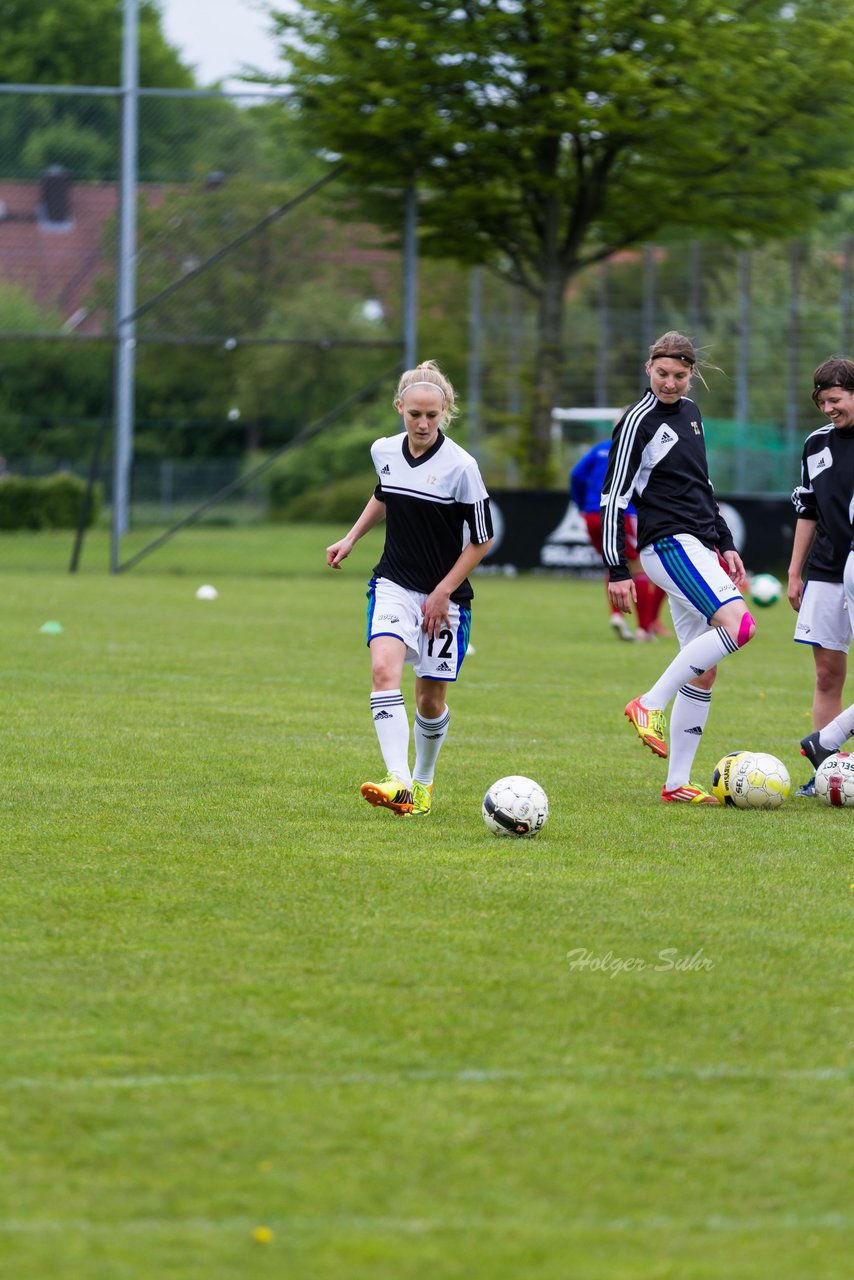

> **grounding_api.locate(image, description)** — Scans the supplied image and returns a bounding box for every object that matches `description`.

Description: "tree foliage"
[0,0,263,181]
[272,0,854,481]
[0,0,193,89]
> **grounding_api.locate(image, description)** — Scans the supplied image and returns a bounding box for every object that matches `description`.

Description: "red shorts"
[584,512,638,561]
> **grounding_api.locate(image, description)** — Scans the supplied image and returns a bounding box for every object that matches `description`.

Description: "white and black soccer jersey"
[791,423,854,581]
[600,390,735,582]
[370,430,493,603]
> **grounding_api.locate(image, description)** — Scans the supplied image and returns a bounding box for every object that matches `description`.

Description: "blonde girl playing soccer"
[327,361,493,817]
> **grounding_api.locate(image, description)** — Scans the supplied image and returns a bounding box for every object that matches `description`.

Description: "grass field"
[2,526,852,1279]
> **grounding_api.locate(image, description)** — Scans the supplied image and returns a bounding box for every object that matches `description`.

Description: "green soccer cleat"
[360,773,414,816]
[406,780,434,817]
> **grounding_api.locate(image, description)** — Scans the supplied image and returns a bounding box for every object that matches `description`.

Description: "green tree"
[0,0,193,89]
[0,0,265,182]
[272,0,854,483]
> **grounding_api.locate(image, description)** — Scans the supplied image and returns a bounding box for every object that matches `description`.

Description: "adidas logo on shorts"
[381,464,391,474]
[436,661,452,672]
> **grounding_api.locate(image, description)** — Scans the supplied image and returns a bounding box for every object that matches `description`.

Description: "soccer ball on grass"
[711,750,750,806]
[814,752,854,807]
[482,776,548,837]
[728,751,791,809]
[749,573,782,607]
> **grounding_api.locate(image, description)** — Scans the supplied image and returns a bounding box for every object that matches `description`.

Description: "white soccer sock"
[642,627,737,711]
[370,690,412,786]
[818,705,854,752]
[413,708,450,785]
[665,685,712,790]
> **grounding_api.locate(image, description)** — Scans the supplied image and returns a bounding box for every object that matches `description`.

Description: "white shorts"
[793,578,852,652]
[640,534,742,648]
[366,577,471,681]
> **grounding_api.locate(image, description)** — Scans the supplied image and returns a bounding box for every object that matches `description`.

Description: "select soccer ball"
[711,750,750,806]
[728,751,791,809]
[814,752,854,807]
[482,775,548,837]
[750,573,782,607]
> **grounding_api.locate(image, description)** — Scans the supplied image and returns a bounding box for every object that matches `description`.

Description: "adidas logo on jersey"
[373,709,393,720]
[381,464,391,474]
[660,429,674,442]
[436,661,452,672]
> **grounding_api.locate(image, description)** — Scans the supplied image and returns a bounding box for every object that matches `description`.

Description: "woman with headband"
[600,331,751,804]
[327,361,493,818]
[788,356,854,793]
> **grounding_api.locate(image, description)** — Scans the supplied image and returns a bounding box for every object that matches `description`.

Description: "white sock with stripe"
[413,709,450,785]
[642,628,736,711]
[818,705,854,752]
[370,690,412,786]
[665,685,712,790]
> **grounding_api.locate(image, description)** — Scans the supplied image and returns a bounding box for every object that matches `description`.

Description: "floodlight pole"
[111,0,139,571]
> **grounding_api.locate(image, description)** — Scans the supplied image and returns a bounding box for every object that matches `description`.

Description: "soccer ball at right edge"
[728,751,791,809]
[814,752,854,807]
[482,776,548,837]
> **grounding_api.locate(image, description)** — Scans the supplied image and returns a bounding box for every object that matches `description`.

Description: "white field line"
[0,1211,851,1236]
[2,1064,851,1092]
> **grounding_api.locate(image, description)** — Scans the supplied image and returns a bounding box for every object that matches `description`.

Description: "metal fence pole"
[467,266,482,460]
[595,260,610,409]
[111,0,139,571]
[403,183,417,374]
[641,245,656,390]
[735,250,751,492]
[842,236,853,353]
[689,240,702,340]
[785,241,802,471]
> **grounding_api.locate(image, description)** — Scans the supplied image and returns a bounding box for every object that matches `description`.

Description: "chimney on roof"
[39,165,73,228]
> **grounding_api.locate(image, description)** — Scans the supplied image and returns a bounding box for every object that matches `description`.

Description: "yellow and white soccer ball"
[711,750,751,806]
[728,751,791,809]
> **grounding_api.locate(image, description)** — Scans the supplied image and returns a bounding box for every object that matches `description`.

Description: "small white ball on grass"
[196,584,218,600]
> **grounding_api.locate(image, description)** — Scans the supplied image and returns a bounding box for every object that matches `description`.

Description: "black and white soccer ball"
[482,775,548,837]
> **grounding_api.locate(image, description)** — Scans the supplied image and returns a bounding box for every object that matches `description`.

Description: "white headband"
[401,380,446,400]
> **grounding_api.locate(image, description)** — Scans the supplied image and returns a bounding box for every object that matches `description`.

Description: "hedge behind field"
[0,474,99,530]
